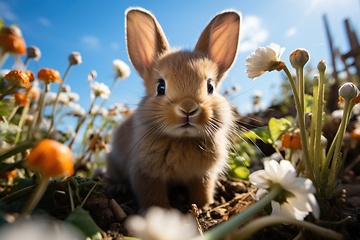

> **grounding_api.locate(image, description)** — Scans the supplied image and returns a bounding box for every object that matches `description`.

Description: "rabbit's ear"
[126,8,169,78]
[195,11,241,79]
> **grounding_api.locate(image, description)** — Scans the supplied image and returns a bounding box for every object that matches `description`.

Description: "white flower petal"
[249,170,269,188]
[307,193,320,219]
[255,188,268,200]
[126,207,198,240]
[249,159,320,221]
[245,43,285,79]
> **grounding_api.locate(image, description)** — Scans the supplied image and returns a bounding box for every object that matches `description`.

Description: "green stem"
[314,73,325,178]
[0,85,16,101]
[310,76,319,174]
[32,83,49,139]
[0,51,9,69]
[21,176,50,217]
[282,65,315,182]
[14,103,30,143]
[230,215,344,240]
[328,100,354,183]
[298,67,304,111]
[47,64,72,136]
[192,184,282,240]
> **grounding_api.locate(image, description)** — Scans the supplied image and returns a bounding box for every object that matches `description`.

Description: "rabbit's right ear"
[126,8,169,79]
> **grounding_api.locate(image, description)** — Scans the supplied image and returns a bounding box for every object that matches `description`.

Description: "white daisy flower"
[66,92,80,102]
[113,59,131,79]
[90,105,108,117]
[245,43,285,79]
[68,102,86,117]
[249,159,320,220]
[126,207,198,240]
[90,81,110,99]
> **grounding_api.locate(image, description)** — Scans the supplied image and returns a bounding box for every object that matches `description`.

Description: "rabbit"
[106,7,241,211]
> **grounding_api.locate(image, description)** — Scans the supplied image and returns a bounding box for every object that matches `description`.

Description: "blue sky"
[1,0,359,114]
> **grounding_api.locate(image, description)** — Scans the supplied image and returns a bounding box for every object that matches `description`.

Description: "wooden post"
[323,14,339,113]
[344,19,360,76]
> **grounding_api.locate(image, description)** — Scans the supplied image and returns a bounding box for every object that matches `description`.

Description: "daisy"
[249,159,320,220]
[113,59,131,79]
[126,207,198,240]
[90,81,110,99]
[245,43,285,79]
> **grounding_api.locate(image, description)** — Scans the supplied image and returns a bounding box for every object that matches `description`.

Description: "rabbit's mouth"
[179,122,195,128]
[169,122,202,137]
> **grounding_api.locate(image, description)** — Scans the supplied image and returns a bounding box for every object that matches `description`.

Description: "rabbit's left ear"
[195,11,241,79]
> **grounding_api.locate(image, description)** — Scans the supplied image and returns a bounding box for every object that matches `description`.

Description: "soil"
[57,171,359,240]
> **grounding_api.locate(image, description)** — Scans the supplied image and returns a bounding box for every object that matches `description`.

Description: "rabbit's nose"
[177,99,199,117]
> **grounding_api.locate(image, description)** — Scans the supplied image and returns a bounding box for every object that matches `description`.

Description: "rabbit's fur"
[106,7,241,211]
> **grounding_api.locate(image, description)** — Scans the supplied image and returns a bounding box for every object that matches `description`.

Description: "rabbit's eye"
[157,79,166,96]
[207,79,214,94]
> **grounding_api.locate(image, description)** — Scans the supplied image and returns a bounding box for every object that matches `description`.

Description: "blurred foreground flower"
[249,159,319,220]
[127,207,198,240]
[23,139,74,216]
[113,59,131,79]
[26,139,74,177]
[0,218,84,240]
[245,43,285,79]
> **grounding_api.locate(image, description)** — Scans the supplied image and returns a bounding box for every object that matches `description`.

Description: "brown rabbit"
[106,7,241,211]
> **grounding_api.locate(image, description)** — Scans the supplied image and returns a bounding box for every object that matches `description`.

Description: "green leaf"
[268,117,292,142]
[0,99,14,117]
[239,130,262,140]
[232,166,250,180]
[251,126,272,144]
[65,207,103,240]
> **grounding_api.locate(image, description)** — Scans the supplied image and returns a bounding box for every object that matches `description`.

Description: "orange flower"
[26,139,74,177]
[4,70,31,89]
[351,128,360,141]
[37,68,62,84]
[25,70,34,82]
[0,170,17,179]
[338,96,344,104]
[280,132,302,150]
[0,26,26,55]
[13,92,29,106]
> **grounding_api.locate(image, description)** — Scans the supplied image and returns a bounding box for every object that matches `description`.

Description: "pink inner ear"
[126,9,169,78]
[209,16,240,73]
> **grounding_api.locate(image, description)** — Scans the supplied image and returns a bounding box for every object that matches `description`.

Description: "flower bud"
[26,46,41,61]
[88,70,97,82]
[317,60,326,72]
[289,48,310,69]
[338,82,359,101]
[68,52,82,65]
